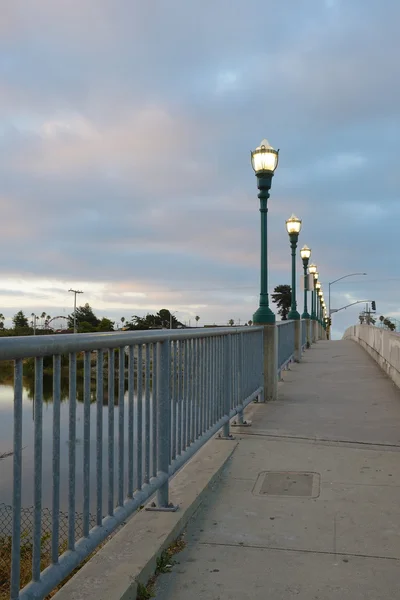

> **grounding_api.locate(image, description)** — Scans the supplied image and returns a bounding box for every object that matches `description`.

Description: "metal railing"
[277,321,296,374]
[301,320,307,350]
[2,326,263,600]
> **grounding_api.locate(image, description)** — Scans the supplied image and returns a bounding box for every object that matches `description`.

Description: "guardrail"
[277,321,296,375]
[301,320,307,350]
[4,327,263,600]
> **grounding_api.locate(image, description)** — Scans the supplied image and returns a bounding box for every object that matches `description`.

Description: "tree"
[271,285,292,321]
[0,313,4,330]
[228,319,235,326]
[248,320,253,326]
[68,303,100,330]
[121,317,125,329]
[97,318,115,332]
[195,315,200,326]
[128,309,183,330]
[379,315,385,324]
[12,310,29,328]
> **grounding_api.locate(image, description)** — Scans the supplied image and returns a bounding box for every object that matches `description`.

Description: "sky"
[0,0,399,337]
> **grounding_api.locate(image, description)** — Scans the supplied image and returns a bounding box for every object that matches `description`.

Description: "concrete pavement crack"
[198,541,400,562]
[237,431,400,449]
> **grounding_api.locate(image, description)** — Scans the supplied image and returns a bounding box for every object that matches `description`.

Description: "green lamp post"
[315,281,321,322]
[251,139,279,324]
[300,245,311,319]
[308,264,317,320]
[286,214,302,320]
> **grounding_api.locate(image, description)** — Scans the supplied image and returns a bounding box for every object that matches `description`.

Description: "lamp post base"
[253,306,276,324]
[301,311,310,319]
[288,310,300,320]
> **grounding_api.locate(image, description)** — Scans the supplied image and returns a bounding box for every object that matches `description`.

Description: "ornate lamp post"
[300,245,311,319]
[316,282,322,323]
[251,139,279,324]
[285,214,302,320]
[308,263,317,320]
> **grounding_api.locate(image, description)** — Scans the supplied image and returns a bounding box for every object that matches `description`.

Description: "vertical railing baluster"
[171,341,177,461]
[189,339,194,443]
[108,348,115,516]
[156,340,171,507]
[195,338,200,439]
[151,344,157,478]
[83,351,91,537]
[182,340,188,450]
[11,359,23,600]
[118,347,125,506]
[237,334,244,424]
[176,340,182,456]
[33,357,44,581]
[222,335,232,437]
[136,344,143,490]
[52,355,61,563]
[144,343,151,483]
[203,337,207,433]
[128,346,134,497]
[68,352,77,550]
[96,349,104,525]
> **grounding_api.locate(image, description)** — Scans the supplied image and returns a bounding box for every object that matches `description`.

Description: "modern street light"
[68,289,84,334]
[285,215,302,320]
[328,272,367,318]
[251,139,279,324]
[300,245,311,319]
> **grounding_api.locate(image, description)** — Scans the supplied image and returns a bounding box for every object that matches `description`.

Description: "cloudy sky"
[0,0,398,337]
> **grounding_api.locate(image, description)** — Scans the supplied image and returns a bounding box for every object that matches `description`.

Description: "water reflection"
[0,370,151,514]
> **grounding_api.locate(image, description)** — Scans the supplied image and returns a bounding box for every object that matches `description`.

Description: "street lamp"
[68,289,84,334]
[285,214,302,320]
[251,139,279,324]
[308,263,317,320]
[328,272,367,320]
[316,282,322,323]
[300,245,311,319]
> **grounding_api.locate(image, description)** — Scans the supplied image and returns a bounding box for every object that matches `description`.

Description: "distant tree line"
[0,306,190,336]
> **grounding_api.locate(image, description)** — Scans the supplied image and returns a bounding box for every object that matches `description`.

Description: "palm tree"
[195,316,200,326]
[0,313,4,330]
[40,311,46,327]
[121,317,125,330]
[228,319,235,326]
[271,285,292,320]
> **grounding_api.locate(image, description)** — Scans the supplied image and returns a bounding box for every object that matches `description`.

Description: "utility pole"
[68,289,84,333]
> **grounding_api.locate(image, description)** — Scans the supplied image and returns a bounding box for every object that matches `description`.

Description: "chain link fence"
[0,504,96,599]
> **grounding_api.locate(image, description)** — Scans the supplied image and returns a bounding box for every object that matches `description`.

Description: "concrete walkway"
[155,340,400,599]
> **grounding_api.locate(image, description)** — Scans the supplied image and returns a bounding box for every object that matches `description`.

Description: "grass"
[137,535,187,599]
[0,532,111,600]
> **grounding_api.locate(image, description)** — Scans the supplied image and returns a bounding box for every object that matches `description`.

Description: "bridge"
[3,321,400,599]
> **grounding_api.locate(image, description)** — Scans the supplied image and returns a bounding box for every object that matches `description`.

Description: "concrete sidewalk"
[155,340,400,600]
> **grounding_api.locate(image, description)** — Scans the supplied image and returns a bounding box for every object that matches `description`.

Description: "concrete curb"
[53,438,238,600]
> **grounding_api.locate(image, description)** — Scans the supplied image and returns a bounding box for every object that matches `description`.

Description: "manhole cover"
[253,471,320,498]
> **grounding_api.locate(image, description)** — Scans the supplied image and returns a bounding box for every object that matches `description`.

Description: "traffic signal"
[371,301,376,311]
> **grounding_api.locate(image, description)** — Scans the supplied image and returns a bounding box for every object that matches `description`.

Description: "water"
[0,379,151,517]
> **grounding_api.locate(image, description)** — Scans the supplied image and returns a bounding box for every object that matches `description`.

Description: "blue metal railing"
[301,320,307,350]
[277,321,296,374]
[3,327,263,600]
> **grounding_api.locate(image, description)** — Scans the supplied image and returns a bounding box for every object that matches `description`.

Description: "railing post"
[313,319,318,343]
[294,320,301,362]
[306,318,311,347]
[262,323,277,401]
[155,339,173,509]
[222,334,232,437]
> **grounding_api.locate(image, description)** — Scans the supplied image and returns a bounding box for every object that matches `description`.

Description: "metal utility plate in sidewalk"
[253,471,320,498]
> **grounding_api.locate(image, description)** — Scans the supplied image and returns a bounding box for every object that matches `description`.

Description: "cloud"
[0,0,399,334]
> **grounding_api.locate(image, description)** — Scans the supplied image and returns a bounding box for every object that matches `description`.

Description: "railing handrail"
[276,320,297,326]
[0,326,263,361]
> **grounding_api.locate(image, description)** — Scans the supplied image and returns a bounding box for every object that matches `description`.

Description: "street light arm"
[329,272,367,286]
[331,300,372,314]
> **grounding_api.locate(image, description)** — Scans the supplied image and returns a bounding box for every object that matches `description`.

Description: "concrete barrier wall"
[343,325,400,388]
